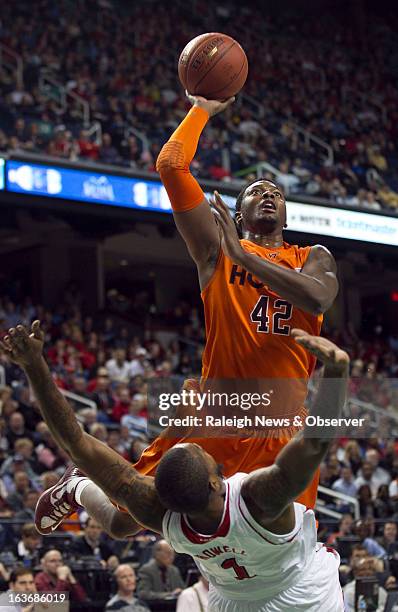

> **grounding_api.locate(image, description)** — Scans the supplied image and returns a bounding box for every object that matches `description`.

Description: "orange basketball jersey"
[133,240,322,508]
[202,239,322,382]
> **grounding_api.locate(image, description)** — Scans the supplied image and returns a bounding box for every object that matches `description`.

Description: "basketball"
[178,33,248,100]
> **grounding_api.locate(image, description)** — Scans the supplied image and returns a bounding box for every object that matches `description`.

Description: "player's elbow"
[156,142,187,176]
[307,292,334,316]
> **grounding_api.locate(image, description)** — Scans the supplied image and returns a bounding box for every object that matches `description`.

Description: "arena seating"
[1,287,398,603]
[0,1,398,211]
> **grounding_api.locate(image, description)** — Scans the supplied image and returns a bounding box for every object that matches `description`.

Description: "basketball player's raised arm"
[0,322,166,534]
[242,330,349,524]
[156,96,234,281]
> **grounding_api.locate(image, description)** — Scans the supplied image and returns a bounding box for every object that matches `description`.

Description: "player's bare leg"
[35,465,141,539]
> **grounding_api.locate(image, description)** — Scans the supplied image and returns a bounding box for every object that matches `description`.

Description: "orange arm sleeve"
[156,106,209,212]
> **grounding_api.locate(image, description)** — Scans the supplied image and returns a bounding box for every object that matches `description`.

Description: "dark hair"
[155,446,210,513]
[235,178,284,232]
[9,565,34,584]
[349,544,368,558]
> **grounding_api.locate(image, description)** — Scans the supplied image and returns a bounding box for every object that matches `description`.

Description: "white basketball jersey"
[163,473,334,603]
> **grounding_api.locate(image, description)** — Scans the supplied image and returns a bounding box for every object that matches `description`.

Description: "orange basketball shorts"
[129,434,319,509]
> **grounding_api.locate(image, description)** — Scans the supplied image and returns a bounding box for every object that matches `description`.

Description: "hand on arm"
[242,330,349,525]
[1,323,165,533]
[212,192,338,314]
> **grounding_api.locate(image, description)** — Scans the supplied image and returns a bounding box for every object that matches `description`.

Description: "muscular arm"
[238,245,338,315]
[242,333,349,527]
[157,99,236,286]
[23,355,165,533]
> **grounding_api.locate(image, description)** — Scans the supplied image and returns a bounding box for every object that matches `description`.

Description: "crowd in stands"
[0,288,398,606]
[0,0,398,213]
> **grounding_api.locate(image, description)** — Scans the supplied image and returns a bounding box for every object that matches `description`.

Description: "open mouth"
[259,200,276,212]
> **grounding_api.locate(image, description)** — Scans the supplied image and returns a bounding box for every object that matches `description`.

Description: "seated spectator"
[99,133,122,166]
[176,575,209,612]
[332,466,358,501]
[0,566,36,609]
[0,454,38,493]
[106,348,131,383]
[106,564,149,611]
[121,398,148,440]
[35,549,87,602]
[5,470,30,511]
[364,450,391,486]
[119,425,133,454]
[89,423,108,442]
[129,348,149,378]
[72,517,115,566]
[13,438,41,476]
[90,368,115,421]
[378,522,398,555]
[358,484,375,518]
[344,441,363,475]
[112,388,131,423]
[355,461,381,498]
[354,520,386,558]
[137,540,184,602]
[343,556,387,612]
[374,484,394,519]
[327,513,354,546]
[15,523,43,566]
[6,412,33,450]
[14,490,40,525]
[34,423,65,472]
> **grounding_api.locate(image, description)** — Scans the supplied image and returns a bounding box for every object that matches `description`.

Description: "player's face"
[240,181,286,234]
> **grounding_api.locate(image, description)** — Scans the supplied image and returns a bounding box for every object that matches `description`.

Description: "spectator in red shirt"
[77,130,100,160]
[35,549,87,602]
[112,388,131,422]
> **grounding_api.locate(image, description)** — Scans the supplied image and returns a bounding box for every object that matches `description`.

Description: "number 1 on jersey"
[250,296,293,335]
[221,557,257,580]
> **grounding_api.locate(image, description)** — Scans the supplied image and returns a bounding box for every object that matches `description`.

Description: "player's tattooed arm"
[0,322,166,533]
[242,331,349,528]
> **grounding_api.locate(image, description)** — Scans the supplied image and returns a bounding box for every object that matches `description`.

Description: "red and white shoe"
[35,465,87,535]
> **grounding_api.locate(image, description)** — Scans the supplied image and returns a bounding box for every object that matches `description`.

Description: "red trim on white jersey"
[237,495,301,545]
[180,482,231,544]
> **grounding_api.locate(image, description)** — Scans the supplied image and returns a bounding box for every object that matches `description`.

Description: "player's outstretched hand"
[0,320,44,368]
[186,91,235,117]
[292,329,349,373]
[210,190,245,264]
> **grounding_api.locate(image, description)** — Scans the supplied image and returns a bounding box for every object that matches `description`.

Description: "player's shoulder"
[306,244,337,270]
[308,244,334,258]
